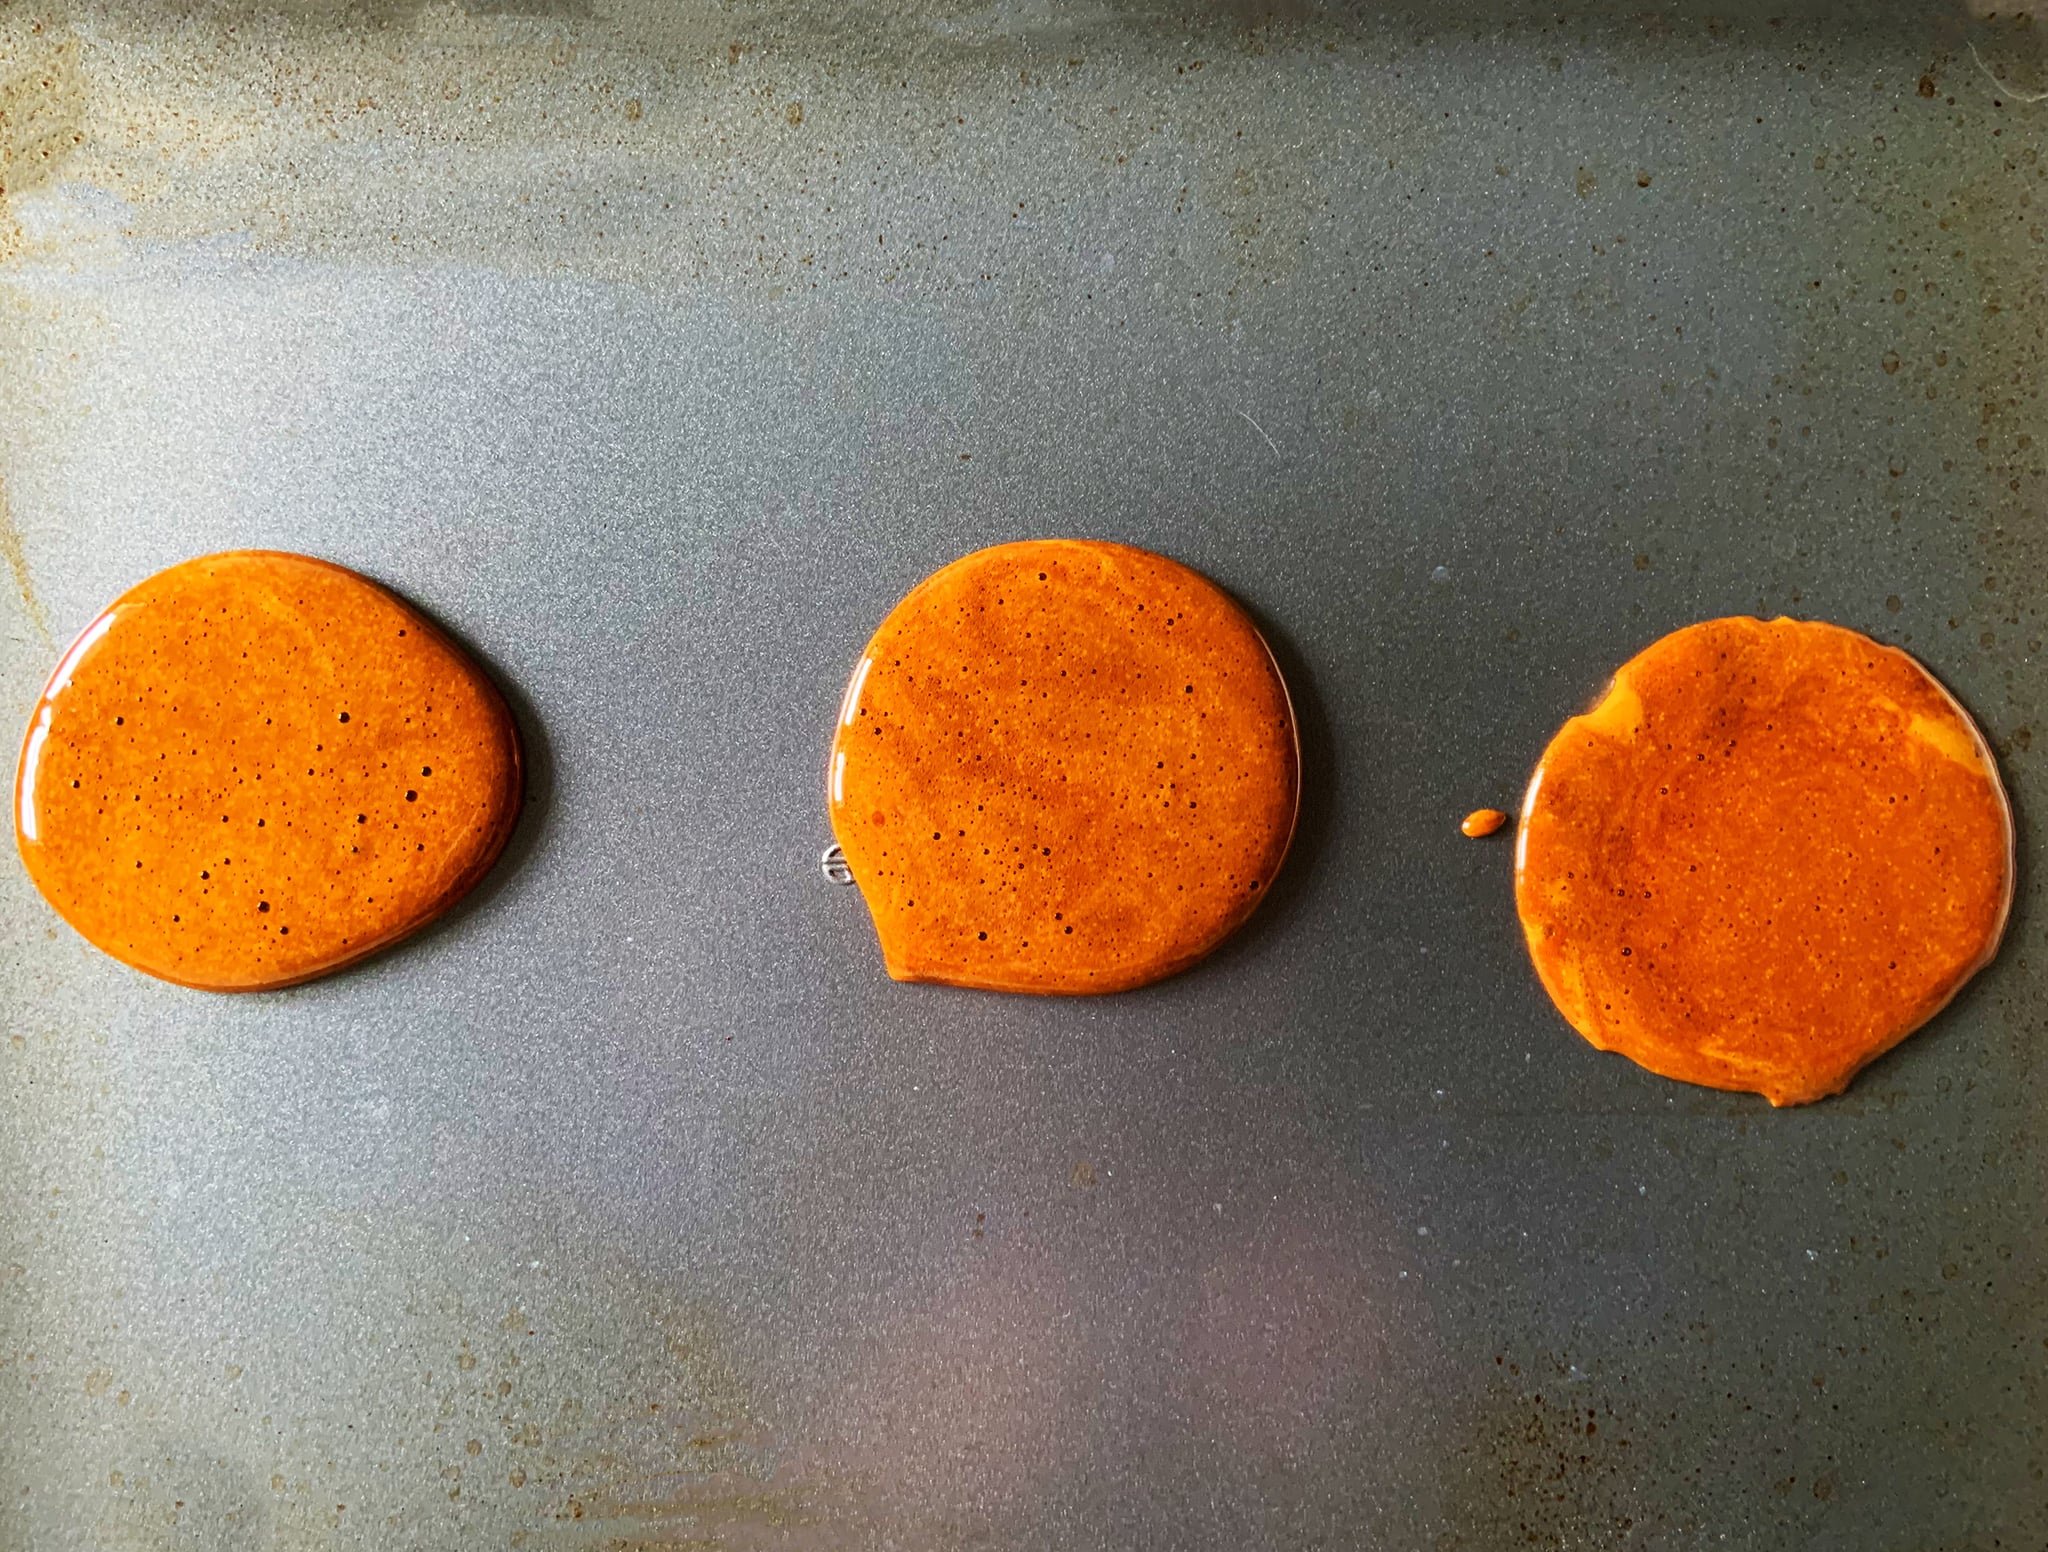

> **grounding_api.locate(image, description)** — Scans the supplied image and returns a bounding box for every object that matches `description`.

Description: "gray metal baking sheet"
[3,2,2045,1546]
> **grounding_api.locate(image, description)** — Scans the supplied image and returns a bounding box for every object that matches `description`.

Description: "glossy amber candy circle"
[1515,616,2012,1105]
[829,539,1299,994]
[14,551,524,991]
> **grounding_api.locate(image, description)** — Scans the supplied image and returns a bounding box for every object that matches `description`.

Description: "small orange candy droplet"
[1461,808,1509,838]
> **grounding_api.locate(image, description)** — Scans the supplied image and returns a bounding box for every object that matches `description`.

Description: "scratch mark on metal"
[1968,40,2048,103]
[1237,409,1280,457]
[0,468,52,652]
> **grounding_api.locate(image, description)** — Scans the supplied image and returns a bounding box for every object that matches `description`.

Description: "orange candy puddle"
[828,539,1299,994]
[14,551,523,991]
[1515,616,2011,1106]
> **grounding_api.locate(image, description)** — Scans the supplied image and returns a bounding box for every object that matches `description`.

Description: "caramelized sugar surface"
[15,551,523,991]
[1515,617,2011,1105]
[829,540,1298,995]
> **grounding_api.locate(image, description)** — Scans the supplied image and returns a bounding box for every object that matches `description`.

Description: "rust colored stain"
[1460,807,1508,838]
[1515,616,2011,1106]
[14,551,523,991]
[828,539,1298,994]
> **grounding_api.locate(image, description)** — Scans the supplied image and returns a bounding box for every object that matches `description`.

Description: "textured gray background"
[2,2,2045,1547]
